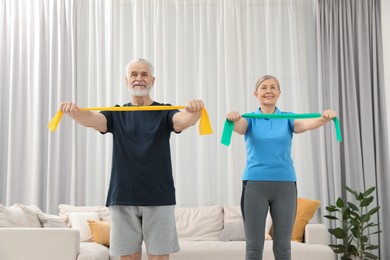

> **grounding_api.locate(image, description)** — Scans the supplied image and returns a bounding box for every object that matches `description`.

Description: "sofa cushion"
[38,212,67,228]
[0,204,31,227]
[67,212,100,242]
[175,205,223,241]
[292,198,320,242]
[58,204,111,222]
[79,242,109,260]
[221,205,272,241]
[218,220,245,241]
[88,219,110,247]
[14,204,43,228]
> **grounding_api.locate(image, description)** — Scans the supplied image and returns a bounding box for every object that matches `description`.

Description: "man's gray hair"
[125,58,154,76]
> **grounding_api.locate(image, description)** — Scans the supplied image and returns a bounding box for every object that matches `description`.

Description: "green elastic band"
[221,113,342,146]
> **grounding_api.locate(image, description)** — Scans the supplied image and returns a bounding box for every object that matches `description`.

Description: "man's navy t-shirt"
[100,102,180,207]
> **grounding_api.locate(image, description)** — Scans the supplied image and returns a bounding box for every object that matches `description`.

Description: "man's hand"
[60,102,81,117]
[185,99,204,114]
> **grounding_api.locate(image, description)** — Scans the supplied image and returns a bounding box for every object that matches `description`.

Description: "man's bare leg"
[121,252,142,260]
[148,254,169,260]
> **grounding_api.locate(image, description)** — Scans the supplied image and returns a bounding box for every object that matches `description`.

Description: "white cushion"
[38,212,67,228]
[14,204,43,228]
[67,212,100,242]
[0,204,31,227]
[175,205,223,241]
[58,204,110,223]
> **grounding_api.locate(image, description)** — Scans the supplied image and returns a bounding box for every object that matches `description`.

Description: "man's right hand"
[60,102,81,117]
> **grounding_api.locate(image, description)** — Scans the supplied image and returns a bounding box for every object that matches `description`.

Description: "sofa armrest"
[0,228,80,260]
[304,224,329,245]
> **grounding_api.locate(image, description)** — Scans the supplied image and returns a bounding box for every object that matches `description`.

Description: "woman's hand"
[321,109,337,121]
[226,112,242,122]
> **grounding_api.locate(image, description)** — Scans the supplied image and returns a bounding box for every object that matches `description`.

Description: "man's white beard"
[129,86,151,96]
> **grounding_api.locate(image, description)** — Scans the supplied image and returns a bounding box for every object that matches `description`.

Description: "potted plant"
[324,186,381,260]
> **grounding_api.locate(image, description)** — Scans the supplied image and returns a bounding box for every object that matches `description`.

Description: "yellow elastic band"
[48,106,213,135]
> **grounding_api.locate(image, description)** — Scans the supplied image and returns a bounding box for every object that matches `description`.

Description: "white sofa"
[0,203,335,260]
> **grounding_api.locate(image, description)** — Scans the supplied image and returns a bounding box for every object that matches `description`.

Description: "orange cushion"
[291,198,320,242]
[87,220,110,247]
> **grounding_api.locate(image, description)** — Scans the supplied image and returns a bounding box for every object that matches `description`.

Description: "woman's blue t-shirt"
[243,107,296,181]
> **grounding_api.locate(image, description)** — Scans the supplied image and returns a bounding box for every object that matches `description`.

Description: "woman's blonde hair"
[255,75,280,91]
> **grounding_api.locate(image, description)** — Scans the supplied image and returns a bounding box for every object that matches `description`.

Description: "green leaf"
[363,186,376,196]
[336,197,345,208]
[366,206,380,216]
[324,215,338,220]
[329,244,345,253]
[345,185,358,197]
[361,214,371,222]
[363,251,379,259]
[347,202,359,211]
[361,196,374,207]
[366,245,379,250]
[326,206,339,212]
[329,228,346,239]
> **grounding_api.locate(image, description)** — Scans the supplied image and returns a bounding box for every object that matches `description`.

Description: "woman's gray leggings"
[241,181,297,260]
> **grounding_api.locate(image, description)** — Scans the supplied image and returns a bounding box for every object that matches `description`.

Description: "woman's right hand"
[226,112,242,122]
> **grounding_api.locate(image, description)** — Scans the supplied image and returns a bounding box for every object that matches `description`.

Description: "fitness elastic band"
[220,113,342,146]
[48,106,213,135]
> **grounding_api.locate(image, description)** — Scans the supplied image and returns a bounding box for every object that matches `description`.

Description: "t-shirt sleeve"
[99,110,113,134]
[168,109,180,133]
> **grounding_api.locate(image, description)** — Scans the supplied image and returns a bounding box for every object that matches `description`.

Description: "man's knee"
[121,252,142,260]
[148,254,169,260]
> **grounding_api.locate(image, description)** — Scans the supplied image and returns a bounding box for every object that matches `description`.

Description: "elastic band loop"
[48,106,213,135]
[221,113,342,146]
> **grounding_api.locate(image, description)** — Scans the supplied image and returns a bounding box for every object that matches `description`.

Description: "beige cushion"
[221,205,272,241]
[0,204,31,227]
[175,205,223,241]
[67,212,100,242]
[58,204,110,223]
[38,212,67,228]
[14,204,43,228]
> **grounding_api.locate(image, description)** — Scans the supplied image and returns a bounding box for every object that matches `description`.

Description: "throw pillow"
[88,220,110,247]
[0,204,30,227]
[38,212,67,228]
[67,212,100,242]
[13,204,43,228]
[175,205,223,241]
[218,220,244,241]
[58,204,110,223]
[221,205,272,241]
[291,198,320,242]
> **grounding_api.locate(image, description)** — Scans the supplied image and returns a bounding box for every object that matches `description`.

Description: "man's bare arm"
[60,102,107,132]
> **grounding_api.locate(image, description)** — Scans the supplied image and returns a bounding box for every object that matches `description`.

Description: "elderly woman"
[226,75,336,260]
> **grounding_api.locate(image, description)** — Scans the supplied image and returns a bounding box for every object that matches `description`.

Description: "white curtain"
[1,0,328,214]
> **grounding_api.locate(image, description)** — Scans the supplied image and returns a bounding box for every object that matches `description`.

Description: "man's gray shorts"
[109,205,180,256]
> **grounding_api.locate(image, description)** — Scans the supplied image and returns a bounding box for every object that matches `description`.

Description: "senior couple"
[60,58,336,260]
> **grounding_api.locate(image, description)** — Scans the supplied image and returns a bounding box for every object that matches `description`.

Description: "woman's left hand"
[322,109,337,121]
